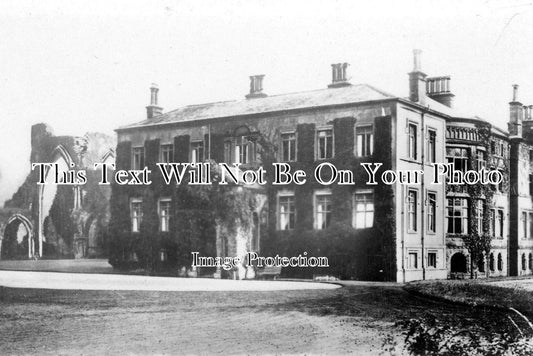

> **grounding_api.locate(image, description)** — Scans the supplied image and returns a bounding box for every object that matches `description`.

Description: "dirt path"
[0,283,512,355]
[0,270,339,291]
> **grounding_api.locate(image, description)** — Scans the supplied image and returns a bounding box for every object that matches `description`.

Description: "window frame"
[158,198,172,232]
[446,197,468,235]
[427,251,438,268]
[407,251,419,269]
[353,189,374,229]
[475,199,484,235]
[160,144,173,164]
[446,147,469,173]
[355,124,374,158]
[427,191,437,234]
[280,131,297,162]
[316,126,334,160]
[314,189,332,230]
[408,122,418,160]
[190,140,205,163]
[277,191,296,231]
[130,198,143,233]
[426,128,437,164]
[476,149,486,170]
[407,189,418,233]
[497,209,504,239]
[131,146,145,170]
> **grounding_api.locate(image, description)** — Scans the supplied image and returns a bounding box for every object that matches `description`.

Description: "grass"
[0,283,518,355]
[406,280,533,318]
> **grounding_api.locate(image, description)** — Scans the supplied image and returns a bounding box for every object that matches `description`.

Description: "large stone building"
[110,50,533,282]
[0,124,115,259]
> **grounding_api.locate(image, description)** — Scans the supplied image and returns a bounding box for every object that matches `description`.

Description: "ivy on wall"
[261,115,396,281]
[448,123,506,278]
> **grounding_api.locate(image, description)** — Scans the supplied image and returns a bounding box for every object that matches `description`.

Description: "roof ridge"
[118,83,398,130]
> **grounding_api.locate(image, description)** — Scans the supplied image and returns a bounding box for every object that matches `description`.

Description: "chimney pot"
[146,83,163,119]
[246,75,267,99]
[426,76,454,108]
[512,84,519,102]
[328,62,351,88]
[413,49,422,72]
[408,49,427,104]
[150,83,159,105]
[509,84,524,137]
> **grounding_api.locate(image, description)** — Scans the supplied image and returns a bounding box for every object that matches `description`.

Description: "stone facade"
[111,51,451,282]
[109,51,533,281]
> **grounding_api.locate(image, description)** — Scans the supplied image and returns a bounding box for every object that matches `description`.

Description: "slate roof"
[117,83,397,130]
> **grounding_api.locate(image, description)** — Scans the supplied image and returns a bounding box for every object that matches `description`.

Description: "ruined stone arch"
[101,149,115,165]
[37,144,76,257]
[2,214,34,259]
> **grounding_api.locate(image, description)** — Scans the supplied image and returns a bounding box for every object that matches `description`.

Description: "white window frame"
[316,126,334,160]
[190,141,204,163]
[446,147,469,173]
[130,198,143,233]
[314,189,332,230]
[158,198,171,232]
[280,131,297,162]
[277,191,296,230]
[132,146,145,170]
[353,189,374,229]
[427,191,437,234]
[408,122,418,160]
[407,189,418,232]
[160,144,173,164]
[426,128,437,164]
[355,125,374,157]
[407,250,418,269]
[446,197,468,235]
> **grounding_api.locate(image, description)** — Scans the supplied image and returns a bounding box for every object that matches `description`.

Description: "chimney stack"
[328,63,351,88]
[508,84,523,138]
[246,75,267,99]
[426,76,455,108]
[146,83,163,119]
[408,49,427,104]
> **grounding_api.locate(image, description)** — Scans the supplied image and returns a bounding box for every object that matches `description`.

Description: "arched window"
[522,253,527,271]
[529,254,533,270]
[489,253,495,272]
[497,253,503,272]
[450,253,467,273]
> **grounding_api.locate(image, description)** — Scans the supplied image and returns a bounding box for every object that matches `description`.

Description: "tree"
[463,232,492,279]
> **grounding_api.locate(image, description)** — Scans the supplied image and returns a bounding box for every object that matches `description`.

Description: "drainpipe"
[208,124,211,160]
[420,111,426,280]
[401,184,406,282]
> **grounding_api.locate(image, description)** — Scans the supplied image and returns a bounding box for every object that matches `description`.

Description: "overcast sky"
[1,0,533,204]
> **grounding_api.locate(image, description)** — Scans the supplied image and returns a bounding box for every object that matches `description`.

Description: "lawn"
[406,279,533,319]
[0,281,524,355]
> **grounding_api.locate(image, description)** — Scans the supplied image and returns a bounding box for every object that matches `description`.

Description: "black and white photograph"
[2,0,533,354]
